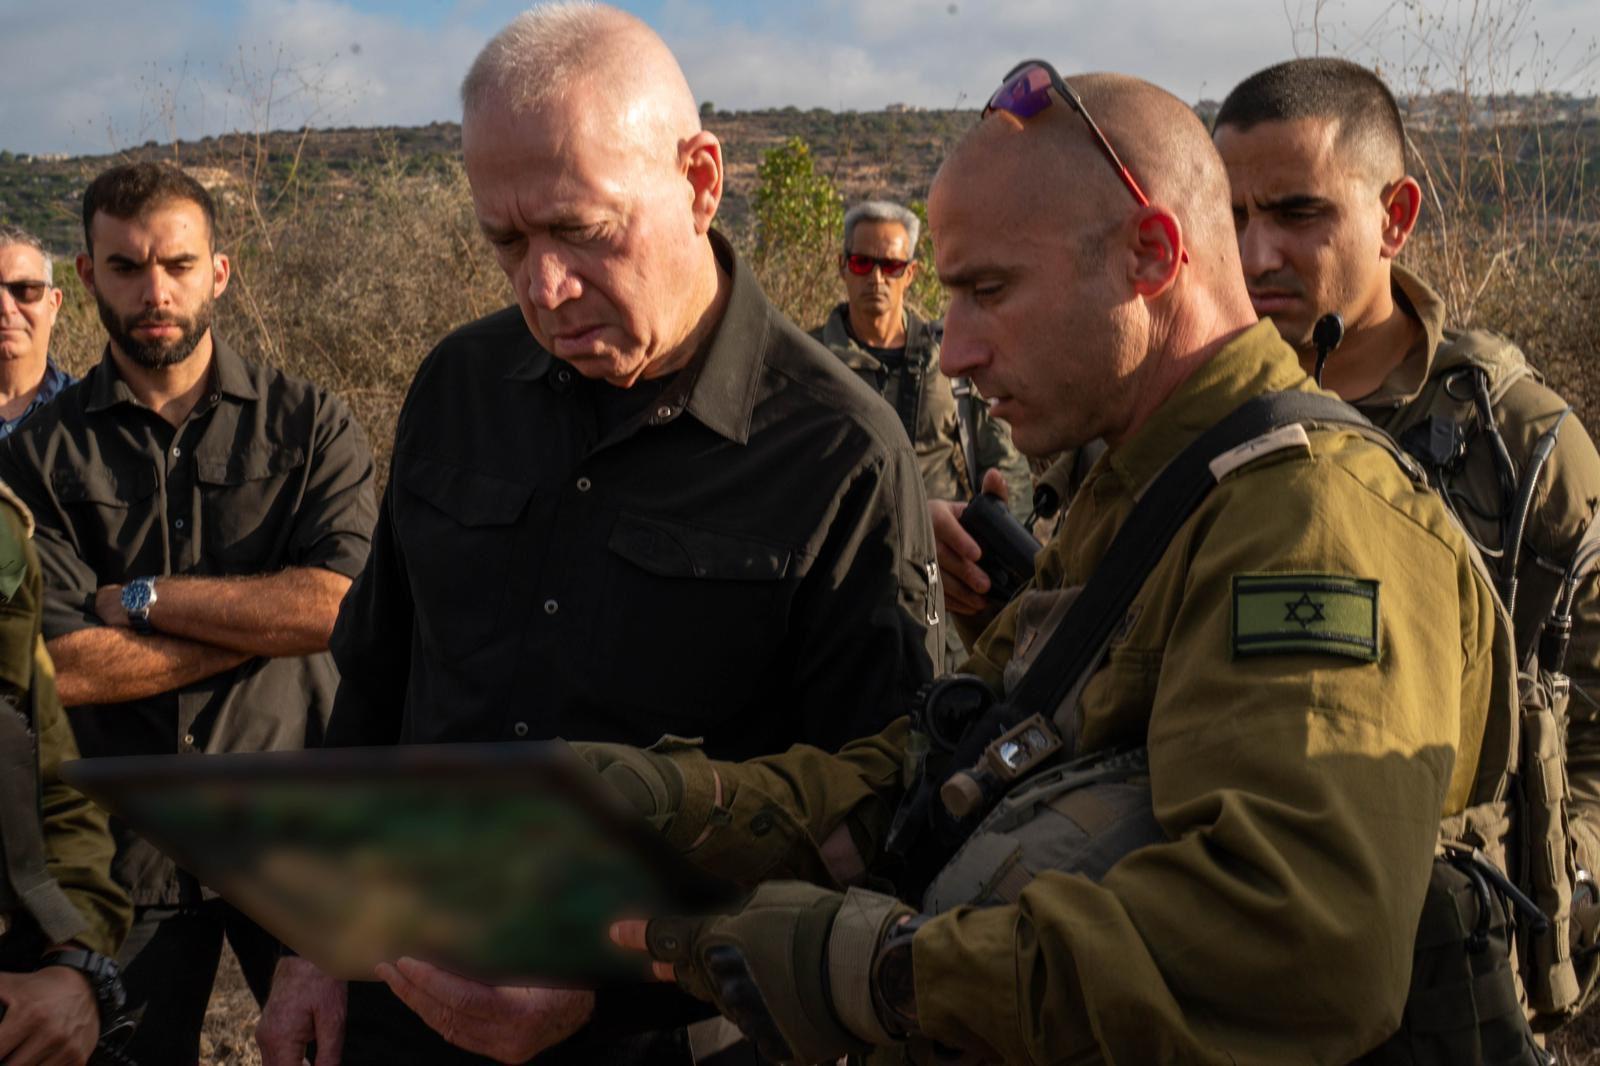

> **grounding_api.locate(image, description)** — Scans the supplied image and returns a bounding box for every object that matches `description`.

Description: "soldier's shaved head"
[940,74,1244,289]
[929,70,1257,454]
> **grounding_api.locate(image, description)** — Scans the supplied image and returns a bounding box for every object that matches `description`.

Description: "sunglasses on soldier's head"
[985,59,1188,263]
[0,281,48,305]
[845,254,911,278]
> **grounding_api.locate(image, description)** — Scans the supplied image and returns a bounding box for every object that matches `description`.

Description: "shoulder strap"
[1006,389,1373,731]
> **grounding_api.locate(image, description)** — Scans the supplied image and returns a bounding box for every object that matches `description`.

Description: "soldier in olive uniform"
[0,484,130,1065]
[1213,58,1600,942]
[417,69,1518,1063]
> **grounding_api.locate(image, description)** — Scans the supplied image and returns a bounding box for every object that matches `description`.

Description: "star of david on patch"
[1232,573,1380,662]
[1283,592,1327,629]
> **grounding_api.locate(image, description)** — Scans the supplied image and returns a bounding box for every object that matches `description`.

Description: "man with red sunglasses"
[813,201,1031,667]
[814,201,1029,518]
[0,227,75,440]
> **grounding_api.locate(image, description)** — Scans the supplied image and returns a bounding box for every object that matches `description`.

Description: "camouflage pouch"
[921,747,1158,913]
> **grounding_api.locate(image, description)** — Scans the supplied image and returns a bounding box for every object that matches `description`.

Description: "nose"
[938,302,988,379]
[1237,216,1284,281]
[527,250,581,311]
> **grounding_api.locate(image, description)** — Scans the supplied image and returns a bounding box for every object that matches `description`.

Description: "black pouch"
[1357,857,1550,1066]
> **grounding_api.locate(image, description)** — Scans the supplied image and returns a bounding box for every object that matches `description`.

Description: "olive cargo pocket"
[596,512,793,725]
[397,456,534,657]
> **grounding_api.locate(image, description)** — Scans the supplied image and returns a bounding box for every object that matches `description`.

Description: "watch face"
[123,580,153,614]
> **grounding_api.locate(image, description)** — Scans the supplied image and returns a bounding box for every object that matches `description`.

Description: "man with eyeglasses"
[543,66,1513,1063]
[0,227,76,440]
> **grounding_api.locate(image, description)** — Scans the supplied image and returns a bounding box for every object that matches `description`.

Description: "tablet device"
[62,742,734,985]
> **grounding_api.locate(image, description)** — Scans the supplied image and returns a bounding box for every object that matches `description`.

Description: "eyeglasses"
[985,59,1187,263]
[0,281,48,306]
[844,254,911,278]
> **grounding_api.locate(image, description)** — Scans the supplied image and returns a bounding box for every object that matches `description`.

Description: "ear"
[681,130,724,236]
[211,252,231,299]
[903,258,918,284]
[1379,176,1422,259]
[47,287,63,315]
[1129,207,1184,299]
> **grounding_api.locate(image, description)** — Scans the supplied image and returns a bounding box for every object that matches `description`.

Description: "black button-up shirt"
[0,338,376,902]
[328,235,941,761]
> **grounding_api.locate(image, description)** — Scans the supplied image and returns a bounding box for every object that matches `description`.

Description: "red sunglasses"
[985,59,1187,263]
[844,254,911,278]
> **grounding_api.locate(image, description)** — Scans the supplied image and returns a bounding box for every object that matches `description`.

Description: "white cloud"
[2,0,1595,155]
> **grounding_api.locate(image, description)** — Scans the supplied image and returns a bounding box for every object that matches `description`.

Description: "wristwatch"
[121,577,158,634]
[36,948,128,1034]
[871,913,929,1039]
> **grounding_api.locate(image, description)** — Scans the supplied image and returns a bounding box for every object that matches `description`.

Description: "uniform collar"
[1105,320,1313,496]
[83,333,254,413]
[817,303,934,373]
[1351,264,1446,409]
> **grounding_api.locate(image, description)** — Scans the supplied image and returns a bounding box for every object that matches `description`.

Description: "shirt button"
[576,477,592,493]
[172,446,182,458]
[513,721,529,738]
[182,733,196,747]
[543,599,559,615]
[174,518,185,529]
[656,405,672,419]
[557,368,572,384]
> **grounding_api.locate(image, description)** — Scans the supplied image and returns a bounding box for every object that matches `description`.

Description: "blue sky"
[3,0,1596,155]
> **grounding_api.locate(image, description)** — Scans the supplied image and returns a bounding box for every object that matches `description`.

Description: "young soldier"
[1214,57,1600,937]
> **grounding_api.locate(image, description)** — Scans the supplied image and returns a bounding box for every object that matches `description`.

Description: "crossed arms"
[48,567,353,707]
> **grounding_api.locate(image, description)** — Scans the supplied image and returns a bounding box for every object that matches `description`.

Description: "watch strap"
[37,947,127,1032]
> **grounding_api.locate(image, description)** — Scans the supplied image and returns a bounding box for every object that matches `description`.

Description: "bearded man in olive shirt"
[257,5,941,1066]
[0,162,376,1065]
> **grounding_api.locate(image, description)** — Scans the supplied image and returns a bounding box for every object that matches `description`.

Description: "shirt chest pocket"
[397,457,534,656]
[595,513,795,723]
[196,444,307,567]
[52,466,158,574]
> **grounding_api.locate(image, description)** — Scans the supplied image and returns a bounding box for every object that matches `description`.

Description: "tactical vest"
[1377,333,1600,1029]
[903,393,1556,1064]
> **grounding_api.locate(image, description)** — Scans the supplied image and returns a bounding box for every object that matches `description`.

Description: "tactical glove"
[573,736,724,852]
[646,881,914,1065]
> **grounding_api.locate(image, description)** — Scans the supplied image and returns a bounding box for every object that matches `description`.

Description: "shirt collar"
[1105,320,1313,495]
[83,333,255,413]
[1352,264,1446,409]
[818,303,933,373]
[671,232,768,444]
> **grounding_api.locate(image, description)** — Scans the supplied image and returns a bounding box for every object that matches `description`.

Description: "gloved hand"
[572,736,724,851]
[644,881,914,1065]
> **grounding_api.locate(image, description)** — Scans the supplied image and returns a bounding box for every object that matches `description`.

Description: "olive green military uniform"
[0,485,129,962]
[668,322,1515,1063]
[1361,266,1600,878]
[812,305,1032,517]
